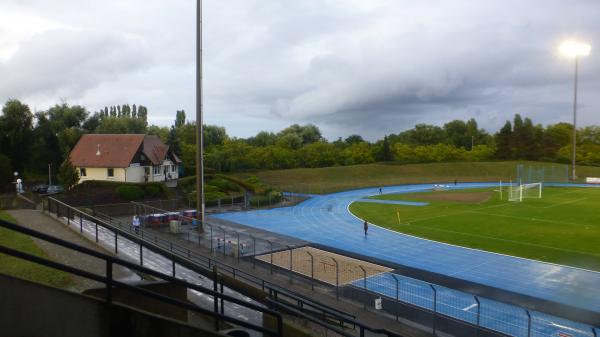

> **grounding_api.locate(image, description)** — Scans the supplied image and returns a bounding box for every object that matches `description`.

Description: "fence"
[516,164,570,183]
[46,197,404,337]
[131,200,598,337]
[0,217,283,336]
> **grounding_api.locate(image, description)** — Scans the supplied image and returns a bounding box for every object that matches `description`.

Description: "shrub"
[144,184,161,197]
[250,191,282,207]
[207,178,240,192]
[116,185,146,200]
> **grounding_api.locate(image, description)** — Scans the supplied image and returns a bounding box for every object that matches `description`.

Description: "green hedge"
[116,185,146,200]
[144,184,161,197]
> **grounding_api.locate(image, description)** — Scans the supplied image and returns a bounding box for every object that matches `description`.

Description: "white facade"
[76,160,178,184]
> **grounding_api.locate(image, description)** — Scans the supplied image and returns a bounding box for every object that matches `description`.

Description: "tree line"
[2,98,600,186]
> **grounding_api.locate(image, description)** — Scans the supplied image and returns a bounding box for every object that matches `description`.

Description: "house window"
[153,166,160,175]
[80,168,87,177]
[107,168,114,177]
[171,165,176,173]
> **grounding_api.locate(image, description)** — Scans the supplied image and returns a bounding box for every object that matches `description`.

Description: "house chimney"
[96,144,101,156]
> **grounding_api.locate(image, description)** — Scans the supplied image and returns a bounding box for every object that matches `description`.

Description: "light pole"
[195,0,205,231]
[559,40,591,180]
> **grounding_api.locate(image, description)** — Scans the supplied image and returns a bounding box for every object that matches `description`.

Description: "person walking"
[363,220,369,236]
[132,215,140,234]
[379,187,382,194]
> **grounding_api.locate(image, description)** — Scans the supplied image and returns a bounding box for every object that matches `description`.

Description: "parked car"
[45,185,65,195]
[32,184,49,194]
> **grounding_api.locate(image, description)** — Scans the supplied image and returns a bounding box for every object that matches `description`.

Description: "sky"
[0,0,599,140]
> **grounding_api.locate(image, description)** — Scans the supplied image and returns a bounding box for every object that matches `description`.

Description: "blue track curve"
[213,182,600,335]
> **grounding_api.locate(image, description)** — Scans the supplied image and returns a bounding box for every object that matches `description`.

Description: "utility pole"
[48,164,52,185]
[195,0,205,231]
[571,56,579,180]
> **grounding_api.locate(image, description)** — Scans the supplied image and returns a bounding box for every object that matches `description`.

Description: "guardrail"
[46,197,408,337]
[0,218,283,336]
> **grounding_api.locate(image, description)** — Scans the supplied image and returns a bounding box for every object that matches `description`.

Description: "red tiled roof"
[70,134,178,168]
[142,135,169,165]
[70,134,145,168]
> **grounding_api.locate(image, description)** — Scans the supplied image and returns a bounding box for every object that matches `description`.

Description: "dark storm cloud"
[1,0,599,139]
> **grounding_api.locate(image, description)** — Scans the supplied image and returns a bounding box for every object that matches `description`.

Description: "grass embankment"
[0,212,73,288]
[350,187,600,271]
[234,161,600,194]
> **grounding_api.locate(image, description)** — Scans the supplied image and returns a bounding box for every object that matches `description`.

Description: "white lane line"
[463,303,478,311]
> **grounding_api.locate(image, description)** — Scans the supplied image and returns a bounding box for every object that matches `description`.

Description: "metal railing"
[0,218,283,336]
[125,199,600,337]
[46,197,407,337]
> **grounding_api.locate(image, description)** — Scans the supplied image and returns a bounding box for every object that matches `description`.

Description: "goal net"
[508,182,542,202]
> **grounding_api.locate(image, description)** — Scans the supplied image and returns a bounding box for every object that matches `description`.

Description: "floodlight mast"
[195,0,205,231]
[559,40,591,180]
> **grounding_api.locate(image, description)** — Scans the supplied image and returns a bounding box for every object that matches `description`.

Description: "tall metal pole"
[571,56,579,181]
[195,0,205,230]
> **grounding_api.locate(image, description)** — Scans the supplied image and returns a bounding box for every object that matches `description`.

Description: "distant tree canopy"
[2,98,600,183]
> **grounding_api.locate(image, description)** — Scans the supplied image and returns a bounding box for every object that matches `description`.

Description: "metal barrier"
[0,218,283,336]
[125,199,600,337]
[46,197,406,337]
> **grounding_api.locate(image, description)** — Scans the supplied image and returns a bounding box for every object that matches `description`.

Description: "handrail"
[47,197,405,337]
[0,218,282,337]
[129,201,359,321]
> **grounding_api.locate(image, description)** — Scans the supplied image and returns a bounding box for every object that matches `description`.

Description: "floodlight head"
[559,40,591,58]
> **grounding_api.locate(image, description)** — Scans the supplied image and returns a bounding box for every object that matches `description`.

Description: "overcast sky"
[1,0,599,140]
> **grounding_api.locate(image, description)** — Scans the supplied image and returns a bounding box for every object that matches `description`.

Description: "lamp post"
[559,40,591,180]
[195,0,205,231]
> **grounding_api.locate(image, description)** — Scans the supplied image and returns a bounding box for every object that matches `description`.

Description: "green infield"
[0,211,74,288]
[349,186,600,271]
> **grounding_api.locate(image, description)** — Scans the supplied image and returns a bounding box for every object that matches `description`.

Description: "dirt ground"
[412,191,493,203]
[256,246,392,285]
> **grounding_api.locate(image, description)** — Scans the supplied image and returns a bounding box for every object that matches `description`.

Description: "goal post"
[508,182,542,202]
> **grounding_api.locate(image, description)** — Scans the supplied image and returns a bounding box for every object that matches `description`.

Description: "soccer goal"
[508,182,543,202]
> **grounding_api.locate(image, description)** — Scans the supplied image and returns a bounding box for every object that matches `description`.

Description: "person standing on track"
[363,220,369,236]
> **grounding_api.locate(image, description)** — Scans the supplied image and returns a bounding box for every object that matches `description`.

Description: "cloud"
[1,0,599,140]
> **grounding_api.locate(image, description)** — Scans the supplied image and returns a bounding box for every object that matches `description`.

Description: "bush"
[116,185,146,200]
[207,178,240,192]
[144,184,161,197]
[250,191,282,207]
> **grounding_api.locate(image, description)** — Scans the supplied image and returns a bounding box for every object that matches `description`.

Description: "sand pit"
[256,246,392,285]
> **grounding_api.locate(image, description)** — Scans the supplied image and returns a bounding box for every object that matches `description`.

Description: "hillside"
[233,161,600,194]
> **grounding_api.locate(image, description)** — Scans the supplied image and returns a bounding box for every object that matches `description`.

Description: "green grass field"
[0,211,73,288]
[235,161,600,194]
[349,186,600,271]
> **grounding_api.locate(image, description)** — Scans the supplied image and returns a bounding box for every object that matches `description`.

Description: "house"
[69,134,182,183]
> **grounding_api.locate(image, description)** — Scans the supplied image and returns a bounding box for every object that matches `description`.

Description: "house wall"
[125,165,145,183]
[77,167,126,183]
[76,162,178,184]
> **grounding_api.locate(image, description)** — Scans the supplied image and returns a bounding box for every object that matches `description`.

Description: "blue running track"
[213,182,600,336]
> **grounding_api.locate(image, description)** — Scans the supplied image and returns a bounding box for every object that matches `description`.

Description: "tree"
[495,121,513,159]
[246,131,277,147]
[345,134,364,144]
[58,159,79,190]
[0,154,12,185]
[381,136,392,161]
[276,133,303,150]
[175,110,186,128]
[0,99,33,173]
[166,126,181,156]
[204,125,227,146]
